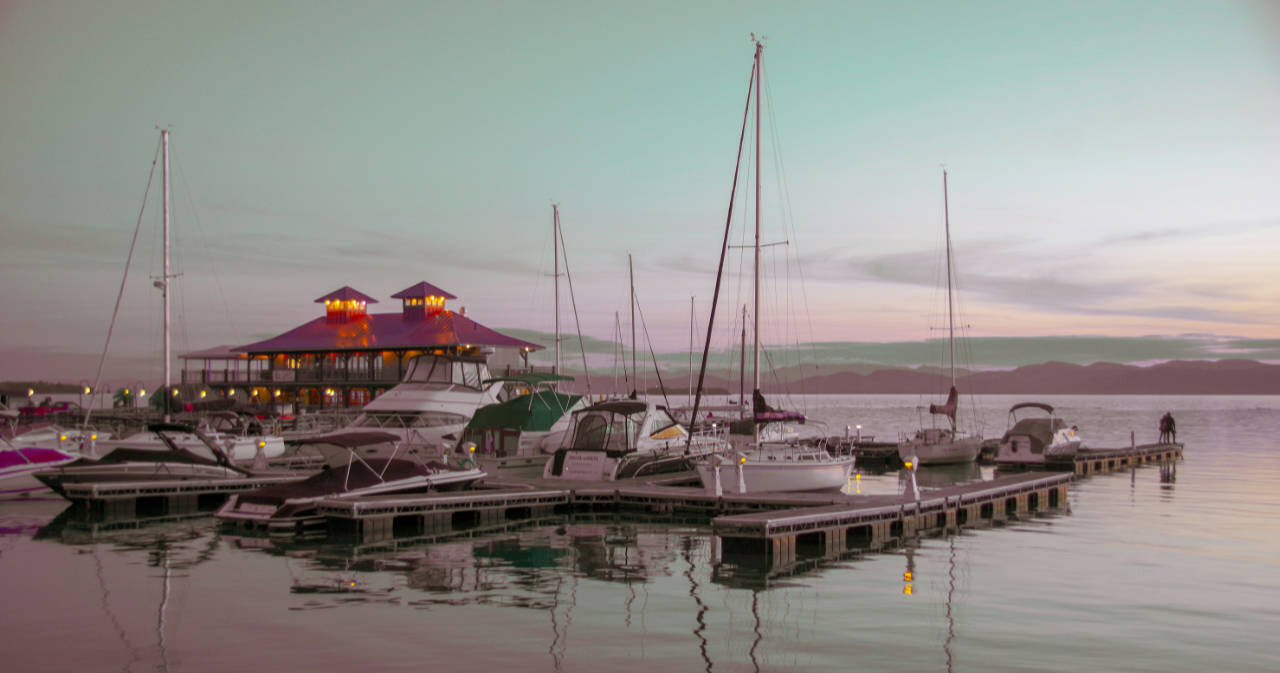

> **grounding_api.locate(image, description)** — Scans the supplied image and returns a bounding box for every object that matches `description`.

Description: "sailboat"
[897,170,983,466]
[455,206,589,478]
[693,39,855,494]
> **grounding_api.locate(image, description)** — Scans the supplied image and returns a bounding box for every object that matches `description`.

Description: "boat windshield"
[402,355,489,390]
[565,409,644,452]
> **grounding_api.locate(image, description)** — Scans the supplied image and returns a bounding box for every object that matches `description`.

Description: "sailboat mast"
[944,169,955,388]
[751,38,763,400]
[629,253,636,396]
[751,39,763,440]
[552,204,560,376]
[161,129,172,422]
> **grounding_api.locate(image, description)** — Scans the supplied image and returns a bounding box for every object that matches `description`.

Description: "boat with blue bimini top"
[542,398,730,482]
[216,430,485,536]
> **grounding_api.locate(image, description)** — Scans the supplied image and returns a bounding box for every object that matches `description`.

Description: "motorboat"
[337,352,506,452]
[33,422,251,499]
[1,447,80,498]
[454,373,587,478]
[104,411,286,464]
[216,430,485,536]
[542,399,730,481]
[994,402,1083,467]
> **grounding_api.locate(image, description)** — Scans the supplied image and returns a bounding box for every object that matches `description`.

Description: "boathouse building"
[179,282,543,408]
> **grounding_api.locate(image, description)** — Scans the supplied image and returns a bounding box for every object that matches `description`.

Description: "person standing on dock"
[1166,412,1177,443]
[1159,412,1175,443]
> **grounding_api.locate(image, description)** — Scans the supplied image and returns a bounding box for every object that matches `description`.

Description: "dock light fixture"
[139,388,147,397]
[172,388,179,397]
[228,389,235,397]
[904,460,914,470]
[27,388,34,398]
[199,390,207,399]
[83,385,91,395]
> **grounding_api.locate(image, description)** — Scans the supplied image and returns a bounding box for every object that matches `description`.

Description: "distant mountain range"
[577,359,1280,395]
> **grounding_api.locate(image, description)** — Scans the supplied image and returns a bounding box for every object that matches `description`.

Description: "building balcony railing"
[181,367,403,387]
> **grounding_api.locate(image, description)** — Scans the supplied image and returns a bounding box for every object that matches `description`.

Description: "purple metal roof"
[314,286,379,304]
[391,281,457,300]
[233,310,545,353]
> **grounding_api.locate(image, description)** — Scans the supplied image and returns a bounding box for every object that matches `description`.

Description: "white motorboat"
[994,402,1083,467]
[338,352,506,453]
[897,171,982,467]
[217,430,485,536]
[542,399,729,481]
[33,422,251,499]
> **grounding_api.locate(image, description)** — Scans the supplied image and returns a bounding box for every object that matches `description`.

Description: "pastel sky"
[2,1,1278,382]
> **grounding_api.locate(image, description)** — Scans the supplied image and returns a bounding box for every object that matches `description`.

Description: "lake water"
[3,395,1278,672]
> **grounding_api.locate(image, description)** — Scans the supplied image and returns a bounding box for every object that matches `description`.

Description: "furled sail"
[929,386,959,424]
[753,389,806,424]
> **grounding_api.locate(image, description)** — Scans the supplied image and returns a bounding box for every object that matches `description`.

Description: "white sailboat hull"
[697,454,854,494]
[897,434,983,466]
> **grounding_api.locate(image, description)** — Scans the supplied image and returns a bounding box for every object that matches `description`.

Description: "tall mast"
[752,38,763,440]
[161,129,172,422]
[552,204,560,376]
[629,253,636,396]
[944,169,955,388]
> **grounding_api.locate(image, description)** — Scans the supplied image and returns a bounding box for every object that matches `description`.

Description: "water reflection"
[33,505,219,673]
[898,460,984,492]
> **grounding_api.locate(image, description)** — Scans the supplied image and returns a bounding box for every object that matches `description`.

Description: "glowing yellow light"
[739,456,747,465]
[257,440,266,449]
[228,389,235,396]
[855,473,861,481]
[199,390,207,398]
[903,585,913,595]
[90,434,98,440]
[349,582,356,587]
[83,386,91,394]
[172,388,179,397]
[903,571,913,582]
[124,388,131,395]
[27,388,34,396]
[468,444,476,453]
[904,461,914,470]
[139,389,147,397]
[273,389,281,397]
[58,434,68,441]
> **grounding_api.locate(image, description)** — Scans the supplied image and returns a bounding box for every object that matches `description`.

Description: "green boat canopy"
[466,389,584,433]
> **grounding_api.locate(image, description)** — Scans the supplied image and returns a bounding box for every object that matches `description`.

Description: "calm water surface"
[3,395,1278,672]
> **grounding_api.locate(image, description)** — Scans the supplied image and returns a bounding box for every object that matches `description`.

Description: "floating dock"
[996,442,1182,476]
[60,474,308,521]
[315,471,1071,564]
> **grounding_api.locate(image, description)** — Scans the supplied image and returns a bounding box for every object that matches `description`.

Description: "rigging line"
[686,50,756,451]
[556,218,592,396]
[83,138,162,430]
[632,288,671,408]
[762,62,821,382]
[174,147,241,347]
